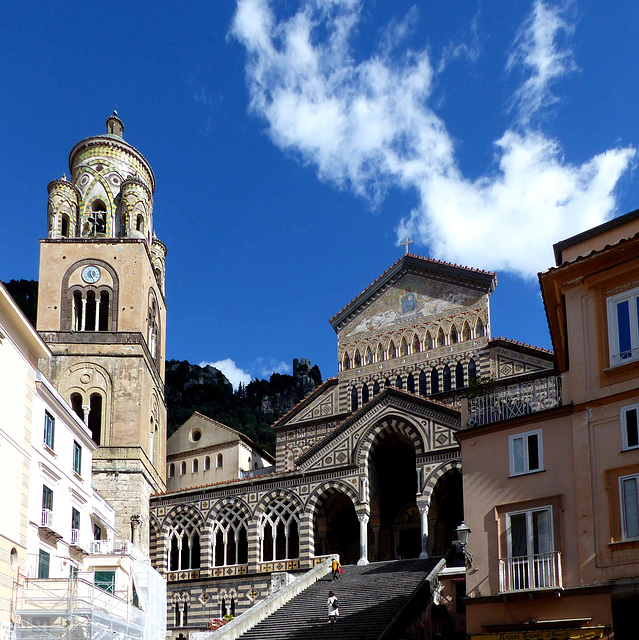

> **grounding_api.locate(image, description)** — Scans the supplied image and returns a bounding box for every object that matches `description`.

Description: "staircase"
[237,558,441,640]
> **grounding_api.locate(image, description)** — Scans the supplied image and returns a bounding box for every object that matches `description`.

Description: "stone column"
[357,514,369,566]
[131,514,143,547]
[419,505,429,559]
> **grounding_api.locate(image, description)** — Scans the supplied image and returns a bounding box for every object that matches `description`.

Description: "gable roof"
[329,254,496,333]
[271,377,341,431]
[295,386,460,466]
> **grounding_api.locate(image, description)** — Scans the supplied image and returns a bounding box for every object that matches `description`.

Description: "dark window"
[396,375,403,390]
[95,570,115,594]
[456,362,464,389]
[73,291,83,330]
[373,381,380,396]
[431,368,439,394]
[38,550,50,578]
[88,394,102,445]
[61,215,70,238]
[169,463,175,478]
[407,373,415,393]
[443,365,452,392]
[85,291,97,331]
[94,524,102,540]
[351,386,358,412]
[71,507,80,531]
[42,485,53,511]
[98,290,110,331]
[450,326,458,343]
[419,371,427,396]
[384,378,391,388]
[73,441,82,475]
[71,394,84,422]
[362,384,369,404]
[44,411,55,449]
[468,359,477,381]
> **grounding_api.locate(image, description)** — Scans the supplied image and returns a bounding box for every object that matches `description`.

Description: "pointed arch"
[443,364,452,392]
[462,322,471,341]
[476,318,485,338]
[342,352,351,371]
[437,328,446,347]
[450,325,458,344]
[407,373,415,394]
[354,350,361,367]
[388,340,397,359]
[431,367,439,394]
[400,337,408,357]
[355,415,426,467]
[373,380,381,396]
[351,386,359,412]
[455,362,464,389]
[365,346,373,365]
[362,383,370,404]
[425,332,433,350]
[468,359,477,382]
[412,334,421,353]
[396,374,403,390]
[419,370,427,396]
[258,495,301,562]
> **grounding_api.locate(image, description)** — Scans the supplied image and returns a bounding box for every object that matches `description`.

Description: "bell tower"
[37,113,167,554]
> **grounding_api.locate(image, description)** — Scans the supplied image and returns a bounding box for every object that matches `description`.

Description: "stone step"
[237,559,440,640]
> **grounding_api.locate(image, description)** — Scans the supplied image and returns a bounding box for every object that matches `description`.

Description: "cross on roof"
[401,237,413,254]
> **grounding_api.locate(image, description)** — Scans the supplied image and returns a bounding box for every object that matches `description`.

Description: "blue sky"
[1,1,638,388]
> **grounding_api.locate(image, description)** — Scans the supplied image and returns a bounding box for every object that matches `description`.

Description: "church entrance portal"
[369,428,419,560]
[314,491,359,565]
[428,468,463,556]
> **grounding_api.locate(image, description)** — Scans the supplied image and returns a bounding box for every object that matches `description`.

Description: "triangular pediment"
[296,389,460,473]
[330,255,495,338]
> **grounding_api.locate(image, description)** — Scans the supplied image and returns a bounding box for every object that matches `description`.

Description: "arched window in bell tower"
[71,393,84,422]
[61,214,70,238]
[99,291,110,331]
[136,214,145,233]
[147,291,160,366]
[85,291,97,330]
[89,200,107,236]
[88,393,103,445]
[73,291,83,331]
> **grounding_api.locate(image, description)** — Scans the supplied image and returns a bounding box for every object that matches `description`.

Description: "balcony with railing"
[89,539,148,563]
[499,551,563,592]
[467,375,562,428]
[40,509,62,539]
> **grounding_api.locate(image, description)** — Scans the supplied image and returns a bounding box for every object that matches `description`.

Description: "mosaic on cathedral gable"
[342,275,486,340]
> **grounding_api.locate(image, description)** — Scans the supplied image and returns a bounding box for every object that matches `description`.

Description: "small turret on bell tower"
[37,114,167,554]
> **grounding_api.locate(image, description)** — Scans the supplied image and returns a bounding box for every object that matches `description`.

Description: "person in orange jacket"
[331,557,341,582]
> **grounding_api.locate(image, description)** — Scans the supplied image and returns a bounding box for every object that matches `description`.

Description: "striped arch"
[421,460,462,507]
[354,415,426,467]
[253,488,305,519]
[205,496,253,528]
[160,503,205,537]
[305,480,361,519]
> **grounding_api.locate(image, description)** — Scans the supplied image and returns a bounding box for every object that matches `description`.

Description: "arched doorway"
[427,469,463,556]
[314,491,359,565]
[369,428,419,560]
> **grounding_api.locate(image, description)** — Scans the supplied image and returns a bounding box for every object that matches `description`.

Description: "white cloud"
[252,357,291,378]
[507,0,578,124]
[199,357,292,389]
[200,358,251,390]
[231,0,635,279]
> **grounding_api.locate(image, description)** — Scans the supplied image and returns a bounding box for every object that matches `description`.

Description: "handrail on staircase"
[196,555,338,640]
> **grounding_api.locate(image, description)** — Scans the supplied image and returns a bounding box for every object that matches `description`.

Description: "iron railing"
[499,551,563,592]
[41,509,55,529]
[467,376,562,427]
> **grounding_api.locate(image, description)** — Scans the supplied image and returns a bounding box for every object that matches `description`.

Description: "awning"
[470,627,605,640]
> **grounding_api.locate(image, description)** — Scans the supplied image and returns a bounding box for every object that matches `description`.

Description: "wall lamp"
[456,521,473,567]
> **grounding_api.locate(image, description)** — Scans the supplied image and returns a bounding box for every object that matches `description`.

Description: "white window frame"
[621,404,639,451]
[607,286,639,367]
[619,473,639,541]
[506,505,554,558]
[509,429,543,476]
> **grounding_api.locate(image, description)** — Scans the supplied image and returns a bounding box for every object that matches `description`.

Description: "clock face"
[82,265,101,284]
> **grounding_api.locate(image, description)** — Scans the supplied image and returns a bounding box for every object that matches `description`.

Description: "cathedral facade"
[149,254,554,632]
